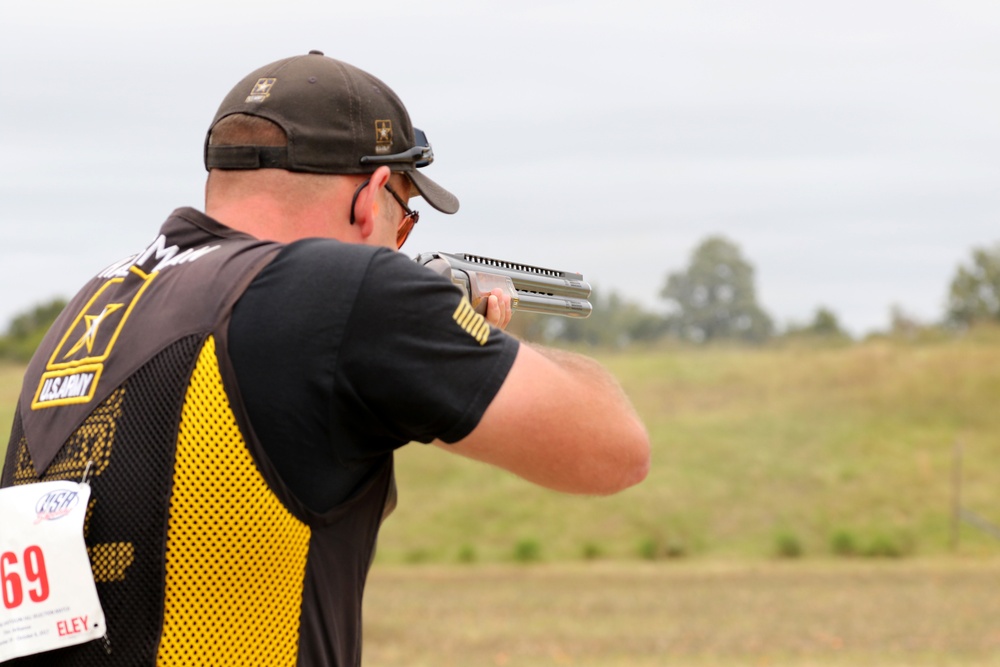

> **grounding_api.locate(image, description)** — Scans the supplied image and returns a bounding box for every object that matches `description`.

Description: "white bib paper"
[0,480,106,663]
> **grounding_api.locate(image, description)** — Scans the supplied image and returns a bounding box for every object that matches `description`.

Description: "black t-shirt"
[229,239,519,512]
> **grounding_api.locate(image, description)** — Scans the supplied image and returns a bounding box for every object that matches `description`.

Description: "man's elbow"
[589,425,651,496]
[625,432,652,489]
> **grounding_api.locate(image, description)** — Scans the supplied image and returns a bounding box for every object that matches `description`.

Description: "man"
[1,51,649,666]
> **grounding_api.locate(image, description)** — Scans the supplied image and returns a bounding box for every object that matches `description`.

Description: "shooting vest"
[1,209,393,666]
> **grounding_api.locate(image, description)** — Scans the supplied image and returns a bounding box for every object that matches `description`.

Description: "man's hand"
[484,287,513,330]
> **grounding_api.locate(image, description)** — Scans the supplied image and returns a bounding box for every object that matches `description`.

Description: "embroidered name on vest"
[98,234,220,279]
[35,368,100,406]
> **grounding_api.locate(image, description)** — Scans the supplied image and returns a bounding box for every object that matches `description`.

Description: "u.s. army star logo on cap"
[245,78,276,103]
[375,119,393,154]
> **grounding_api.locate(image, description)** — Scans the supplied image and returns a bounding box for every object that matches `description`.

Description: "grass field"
[378,334,1000,563]
[363,560,1000,666]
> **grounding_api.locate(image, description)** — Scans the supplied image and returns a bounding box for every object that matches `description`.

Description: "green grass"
[4,333,1000,561]
[378,334,1000,563]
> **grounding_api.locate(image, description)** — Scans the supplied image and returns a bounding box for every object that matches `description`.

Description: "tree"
[660,236,773,343]
[538,288,666,348]
[785,306,850,340]
[7,298,67,339]
[946,243,1000,327]
[0,297,67,362]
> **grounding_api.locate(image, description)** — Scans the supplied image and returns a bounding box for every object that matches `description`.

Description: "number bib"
[0,480,106,662]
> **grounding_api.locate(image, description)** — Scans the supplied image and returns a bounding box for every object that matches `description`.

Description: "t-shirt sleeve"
[335,249,520,445]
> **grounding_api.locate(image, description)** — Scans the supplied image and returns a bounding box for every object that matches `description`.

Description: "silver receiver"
[416,252,593,318]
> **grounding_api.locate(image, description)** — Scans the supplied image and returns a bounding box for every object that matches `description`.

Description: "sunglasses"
[359,128,434,168]
[349,178,420,250]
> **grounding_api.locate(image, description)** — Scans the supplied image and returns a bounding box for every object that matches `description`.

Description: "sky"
[2,0,998,337]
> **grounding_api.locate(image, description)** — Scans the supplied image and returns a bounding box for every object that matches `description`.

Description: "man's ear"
[352,166,392,240]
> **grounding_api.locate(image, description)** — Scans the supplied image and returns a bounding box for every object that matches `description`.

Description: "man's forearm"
[525,343,642,421]
[442,342,651,495]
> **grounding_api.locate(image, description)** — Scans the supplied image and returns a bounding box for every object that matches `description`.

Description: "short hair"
[208,114,287,147]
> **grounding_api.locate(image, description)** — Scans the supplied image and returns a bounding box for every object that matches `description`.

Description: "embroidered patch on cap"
[375,119,393,154]
[246,78,276,103]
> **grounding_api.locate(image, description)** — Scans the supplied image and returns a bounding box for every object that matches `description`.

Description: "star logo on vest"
[32,267,156,410]
[63,303,124,358]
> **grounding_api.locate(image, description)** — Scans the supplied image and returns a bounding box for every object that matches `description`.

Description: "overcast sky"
[2,0,998,336]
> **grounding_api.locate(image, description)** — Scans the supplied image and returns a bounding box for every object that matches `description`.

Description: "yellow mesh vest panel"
[157,336,311,665]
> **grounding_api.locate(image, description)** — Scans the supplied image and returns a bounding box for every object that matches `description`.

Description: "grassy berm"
[379,331,1000,563]
[2,331,1000,561]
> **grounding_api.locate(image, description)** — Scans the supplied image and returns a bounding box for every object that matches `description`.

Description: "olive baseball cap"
[204,50,459,214]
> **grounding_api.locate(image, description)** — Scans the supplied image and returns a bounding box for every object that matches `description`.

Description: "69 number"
[1,546,50,609]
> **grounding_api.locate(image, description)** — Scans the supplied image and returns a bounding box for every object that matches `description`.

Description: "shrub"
[581,542,604,560]
[404,548,431,564]
[637,536,687,560]
[513,539,542,563]
[830,529,858,557]
[863,533,906,558]
[457,544,477,564]
[774,530,803,559]
[637,538,659,560]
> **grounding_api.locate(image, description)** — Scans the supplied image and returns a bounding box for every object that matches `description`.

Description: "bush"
[637,538,659,560]
[637,536,688,560]
[457,544,477,564]
[581,542,604,560]
[513,539,542,563]
[863,533,908,559]
[404,548,431,564]
[774,530,804,559]
[830,529,858,557]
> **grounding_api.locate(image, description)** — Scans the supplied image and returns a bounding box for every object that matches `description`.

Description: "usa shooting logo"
[34,487,80,523]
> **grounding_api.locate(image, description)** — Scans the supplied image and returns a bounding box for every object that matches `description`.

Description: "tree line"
[2,235,1000,359]
[509,235,1000,347]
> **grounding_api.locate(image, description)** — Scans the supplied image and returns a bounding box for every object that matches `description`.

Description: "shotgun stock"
[416,252,592,319]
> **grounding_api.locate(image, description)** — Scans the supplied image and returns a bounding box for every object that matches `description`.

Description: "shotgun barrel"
[416,252,593,319]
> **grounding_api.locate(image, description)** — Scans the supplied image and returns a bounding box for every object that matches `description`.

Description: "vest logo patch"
[31,266,156,411]
[34,367,102,407]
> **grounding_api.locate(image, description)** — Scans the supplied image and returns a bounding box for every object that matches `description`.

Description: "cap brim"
[407,169,460,214]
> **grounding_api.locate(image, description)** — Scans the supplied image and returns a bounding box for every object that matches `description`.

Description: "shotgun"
[416,252,592,319]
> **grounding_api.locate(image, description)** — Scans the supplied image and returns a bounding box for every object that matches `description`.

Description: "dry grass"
[363,560,1000,666]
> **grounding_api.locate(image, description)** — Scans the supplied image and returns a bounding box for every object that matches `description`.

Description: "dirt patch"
[363,560,1000,666]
